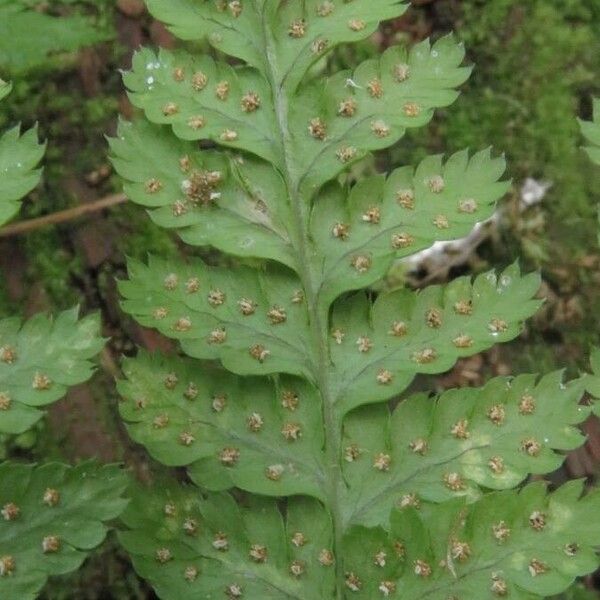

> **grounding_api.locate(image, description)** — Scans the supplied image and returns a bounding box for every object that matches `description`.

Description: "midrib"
[259,7,346,599]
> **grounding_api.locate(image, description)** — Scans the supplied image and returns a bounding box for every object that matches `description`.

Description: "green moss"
[112,202,181,262]
[24,231,83,306]
[424,0,600,258]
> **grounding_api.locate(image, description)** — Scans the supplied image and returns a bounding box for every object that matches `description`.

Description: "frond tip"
[144,0,408,91]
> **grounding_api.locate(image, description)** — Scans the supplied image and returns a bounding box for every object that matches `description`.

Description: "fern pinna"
[112,2,600,598]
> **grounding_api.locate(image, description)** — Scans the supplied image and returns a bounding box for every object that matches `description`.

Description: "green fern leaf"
[0,124,45,226]
[0,461,128,600]
[121,479,600,600]
[119,257,311,379]
[330,265,541,414]
[0,0,111,73]
[0,79,11,102]
[110,119,297,268]
[342,481,600,598]
[293,36,471,194]
[120,479,334,599]
[119,354,588,533]
[118,351,326,499]
[341,371,588,529]
[0,308,104,434]
[111,129,506,287]
[120,261,539,405]
[121,36,469,195]
[580,98,600,166]
[312,149,508,304]
[124,47,281,165]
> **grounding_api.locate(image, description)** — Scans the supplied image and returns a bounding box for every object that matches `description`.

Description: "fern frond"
[113,1,600,597]
[121,36,469,195]
[0,462,128,600]
[119,351,326,498]
[120,478,600,600]
[312,149,508,304]
[340,481,600,598]
[0,0,111,73]
[112,121,507,299]
[110,120,296,268]
[0,308,104,434]
[341,371,588,528]
[119,257,311,378]
[120,479,334,599]
[119,353,589,533]
[391,481,600,598]
[119,260,539,405]
[293,36,471,193]
[0,123,45,226]
[328,264,540,413]
[124,47,280,165]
